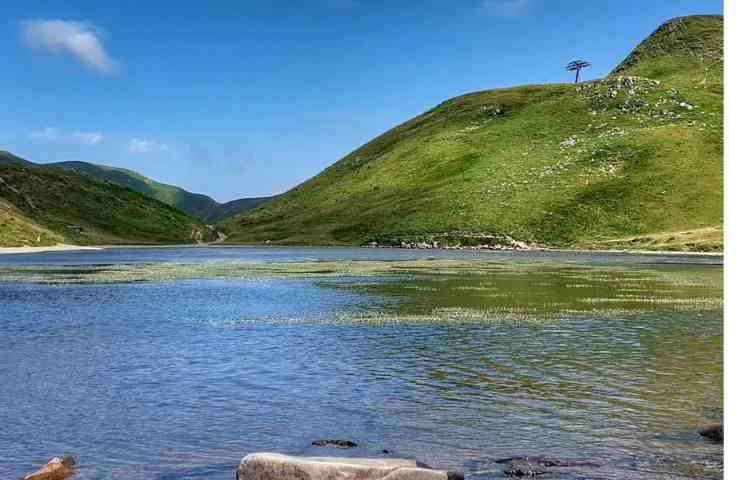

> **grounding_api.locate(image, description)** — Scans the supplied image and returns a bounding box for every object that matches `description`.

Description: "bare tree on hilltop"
[566,60,592,83]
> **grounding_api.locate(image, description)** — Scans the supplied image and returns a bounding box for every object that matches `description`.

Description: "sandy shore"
[0,244,104,255]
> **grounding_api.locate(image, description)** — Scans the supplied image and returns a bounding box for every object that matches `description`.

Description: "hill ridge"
[0,154,214,246]
[611,15,723,77]
[223,15,723,252]
[0,153,271,223]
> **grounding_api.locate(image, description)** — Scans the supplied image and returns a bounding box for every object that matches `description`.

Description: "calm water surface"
[0,247,723,479]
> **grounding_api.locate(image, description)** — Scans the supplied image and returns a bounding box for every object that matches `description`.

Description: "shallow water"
[0,247,723,479]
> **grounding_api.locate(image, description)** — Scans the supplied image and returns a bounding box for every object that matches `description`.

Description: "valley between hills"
[0,15,723,253]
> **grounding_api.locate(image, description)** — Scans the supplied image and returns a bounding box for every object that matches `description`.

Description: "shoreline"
[0,244,103,255]
[0,242,723,258]
[538,247,723,257]
[359,244,724,257]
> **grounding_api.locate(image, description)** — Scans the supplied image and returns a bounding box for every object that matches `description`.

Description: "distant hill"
[0,150,34,167]
[45,160,271,223]
[214,196,273,222]
[224,15,723,252]
[0,153,214,246]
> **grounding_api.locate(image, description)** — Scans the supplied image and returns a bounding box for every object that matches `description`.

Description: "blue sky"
[0,0,723,202]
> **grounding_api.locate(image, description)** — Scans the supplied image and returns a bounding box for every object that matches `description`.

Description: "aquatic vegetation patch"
[202,300,721,328]
[579,296,723,310]
[205,307,559,327]
[0,259,722,323]
[0,259,638,285]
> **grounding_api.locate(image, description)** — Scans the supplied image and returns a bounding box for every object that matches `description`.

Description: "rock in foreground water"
[237,453,462,480]
[698,424,723,442]
[311,439,358,448]
[23,457,75,480]
[494,457,601,477]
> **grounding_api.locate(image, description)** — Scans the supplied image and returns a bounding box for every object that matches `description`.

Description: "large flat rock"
[237,453,461,480]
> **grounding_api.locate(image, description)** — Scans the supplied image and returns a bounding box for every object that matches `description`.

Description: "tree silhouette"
[566,60,592,83]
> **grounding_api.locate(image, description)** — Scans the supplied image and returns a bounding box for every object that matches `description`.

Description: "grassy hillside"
[0,198,64,246]
[0,161,212,246]
[49,160,218,219]
[45,160,270,223]
[215,196,273,222]
[224,15,723,252]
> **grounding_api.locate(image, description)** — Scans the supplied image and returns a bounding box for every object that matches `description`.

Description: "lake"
[0,247,723,479]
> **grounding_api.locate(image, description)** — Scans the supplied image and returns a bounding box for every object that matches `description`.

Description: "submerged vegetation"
[1,258,722,324]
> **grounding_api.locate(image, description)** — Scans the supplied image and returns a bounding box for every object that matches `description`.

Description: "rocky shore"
[366,241,533,251]
[237,453,462,480]
[364,232,536,251]
[23,423,723,480]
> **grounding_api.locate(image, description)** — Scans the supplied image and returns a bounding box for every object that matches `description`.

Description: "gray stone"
[496,457,547,477]
[311,439,357,449]
[494,457,601,478]
[237,453,461,480]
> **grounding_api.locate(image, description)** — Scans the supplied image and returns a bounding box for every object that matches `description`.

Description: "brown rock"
[23,457,75,480]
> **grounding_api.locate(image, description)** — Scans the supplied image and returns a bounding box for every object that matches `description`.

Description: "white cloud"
[30,126,104,145]
[30,126,62,141]
[128,138,168,154]
[481,0,532,17]
[20,19,119,75]
[72,131,104,145]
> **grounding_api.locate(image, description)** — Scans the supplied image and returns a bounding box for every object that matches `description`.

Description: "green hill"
[0,150,34,167]
[0,155,214,246]
[0,198,64,246]
[45,160,270,223]
[224,15,723,252]
[214,196,273,222]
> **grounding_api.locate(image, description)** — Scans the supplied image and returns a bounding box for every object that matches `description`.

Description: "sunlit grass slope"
[224,15,723,252]
[0,198,64,246]
[0,160,210,246]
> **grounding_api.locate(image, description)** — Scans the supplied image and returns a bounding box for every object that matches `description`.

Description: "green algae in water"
[0,260,722,324]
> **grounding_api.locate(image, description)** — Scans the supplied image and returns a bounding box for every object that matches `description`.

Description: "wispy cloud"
[73,131,105,145]
[30,127,63,141]
[30,126,104,145]
[20,19,120,75]
[128,138,168,154]
[481,0,532,17]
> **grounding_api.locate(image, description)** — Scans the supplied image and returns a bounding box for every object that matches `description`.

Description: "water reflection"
[0,250,722,480]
